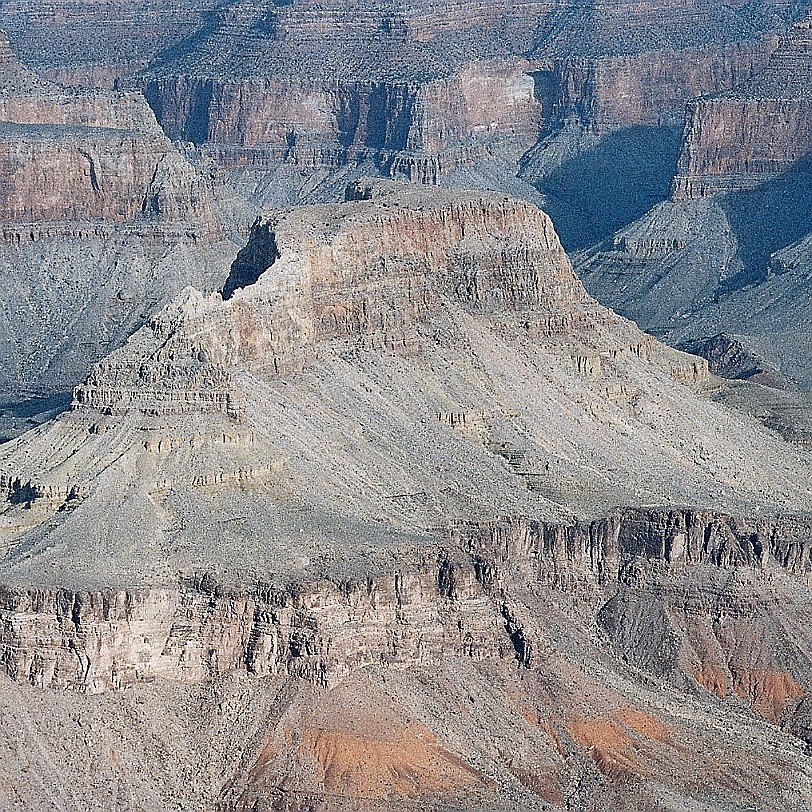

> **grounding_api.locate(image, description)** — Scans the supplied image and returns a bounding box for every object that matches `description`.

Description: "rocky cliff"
[0,181,812,809]
[0,32,216,227]
[531,38,773,136]
[0,2,812,803]
[0,33,237,412]
[139,59,542,185]
[86,0,798,216]
[0,0,805,208]
[672,18,812,199]
[4,508,811,695]
[575,16,812,393]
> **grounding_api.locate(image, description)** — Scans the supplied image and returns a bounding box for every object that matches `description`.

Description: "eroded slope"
[0,182,811,809]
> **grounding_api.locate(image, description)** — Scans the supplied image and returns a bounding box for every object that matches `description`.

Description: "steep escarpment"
[106,0,801,218]
[71,182,591,418]
[575,18,812,392]
[3,513,812,810]
[0,181,812,809]
[0,128,218,223]
[672,18,812,199]
[139,59,542,189]
[0,32,215,226]
[530,38,773,137]
[4,182,811,578]
[0,0,799,249]
[671,95,812,200]
[519,35,778,249]
[4,508,811,695]
[0,33,235,413]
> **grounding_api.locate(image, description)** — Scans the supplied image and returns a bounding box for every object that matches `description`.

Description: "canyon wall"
[671,97,812,198]
[533,38,774,135]
[0,33,234,406]
[1,509,810,694]
[672,19,812,199]
[0,33,217,228]
[139,59,541,185]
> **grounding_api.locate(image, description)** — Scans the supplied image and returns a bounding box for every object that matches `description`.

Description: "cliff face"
[0,33,234,410]
[0,0,804,219]
[111,0,797,207]
[574,18,812,392]
[672,19,812,199]
[0,129,218,224]
[1,182,812,810]
[3,508,812,810]
[135,38,773,191]
[72,181,592,417]
[671,96,812,199]
[533,39,774,136]
[0,33,216,228]
[2,509,811,694]
[139,59,541,185]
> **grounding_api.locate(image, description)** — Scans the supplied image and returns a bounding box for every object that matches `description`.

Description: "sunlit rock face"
[0,181,812,809]
[0,32,235,406]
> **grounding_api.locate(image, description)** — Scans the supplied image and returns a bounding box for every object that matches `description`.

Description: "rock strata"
[0,32,234,409]
[672,19,812,199]
[0,183,812,810]
[3,508,811,694]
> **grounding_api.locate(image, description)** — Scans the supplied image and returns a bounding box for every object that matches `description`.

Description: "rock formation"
[672,19,812,199]
[0,32,236,423]
[0,181,811,809]
[2,0,796,219]
[0,32,215,228]
[1,1,812,808]
[574,16,812,397]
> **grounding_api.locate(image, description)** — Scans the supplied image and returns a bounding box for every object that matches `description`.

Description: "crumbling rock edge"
[1,507,809,694]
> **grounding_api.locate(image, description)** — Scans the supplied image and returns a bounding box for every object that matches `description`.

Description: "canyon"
[0,32,237,433]
[0,0,810,401]
[0,181,811,809]
[0,1,810,810]
[576,16,812,398]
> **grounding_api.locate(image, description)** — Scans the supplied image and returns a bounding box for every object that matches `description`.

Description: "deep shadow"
[530,125,682,251]
[0,392,72,443]
[719,154,812,292]
[0,392,72,420]
[222,228,279,300]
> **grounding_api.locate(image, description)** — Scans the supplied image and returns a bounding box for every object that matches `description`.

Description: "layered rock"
[112,0,801,216]
[0,33,216,228]
[0,181,812,809]
[4,507,811,692]
[672,19,812,199]
[0,33,234,409]
[574,19,812,391]
[73,180,594,416]
[679,333,791,387]
[519,31,780,250]
[0,0,804,216]
[531,38,773,137]
[139,59,541,187]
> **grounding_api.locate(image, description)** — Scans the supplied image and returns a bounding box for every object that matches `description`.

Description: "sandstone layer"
[672,18,812,199]
[0,183,811,809]
[0,33,236,414]
[0,0,805,224]
[0,0,786,223]
[575,17,812,391]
